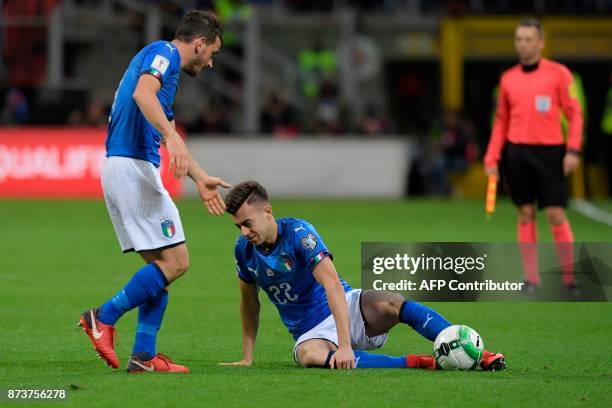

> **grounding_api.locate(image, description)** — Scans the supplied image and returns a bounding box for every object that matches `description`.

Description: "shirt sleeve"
[558,66,583,152]
[292,222,333,272]
[234,239,255,284]
[484,76,510,167]
[140,42,178,86]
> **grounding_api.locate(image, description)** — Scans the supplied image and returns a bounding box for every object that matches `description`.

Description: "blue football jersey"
[234,218,352,340]
[106,40,181,166]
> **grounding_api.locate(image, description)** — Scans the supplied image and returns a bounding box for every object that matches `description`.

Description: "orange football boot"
[78,308,119,369]
[407,354,437,370]
[127,353,190,373]
[480,350,506,371]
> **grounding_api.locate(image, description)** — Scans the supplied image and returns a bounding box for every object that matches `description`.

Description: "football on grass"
[434,325,483,370]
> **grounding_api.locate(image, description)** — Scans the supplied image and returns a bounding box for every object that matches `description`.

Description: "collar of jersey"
[521,60,540,73]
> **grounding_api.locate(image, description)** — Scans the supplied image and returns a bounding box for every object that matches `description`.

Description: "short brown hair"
[518,18,544,38]
[225,181,270,215]
[175,10,223,44]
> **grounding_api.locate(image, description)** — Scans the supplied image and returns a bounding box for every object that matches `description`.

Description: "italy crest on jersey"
[280,255,293,272]
[161,219,175,238]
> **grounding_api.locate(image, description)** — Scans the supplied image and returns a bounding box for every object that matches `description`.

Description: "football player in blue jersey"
[220,181,506,370]
[78,10,231,373]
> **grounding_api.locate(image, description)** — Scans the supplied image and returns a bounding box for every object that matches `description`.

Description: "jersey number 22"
[268,283,298,304]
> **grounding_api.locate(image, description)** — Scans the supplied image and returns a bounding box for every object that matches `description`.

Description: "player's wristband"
[566,149,581,156]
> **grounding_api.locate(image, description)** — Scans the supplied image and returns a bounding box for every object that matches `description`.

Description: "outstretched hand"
[218,359,252,367]
[197,176,233,216]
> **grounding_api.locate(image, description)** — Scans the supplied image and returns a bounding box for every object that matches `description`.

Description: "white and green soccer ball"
[433,325,483,370]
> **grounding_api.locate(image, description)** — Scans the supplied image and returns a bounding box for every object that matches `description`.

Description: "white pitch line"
[570,199,612,227]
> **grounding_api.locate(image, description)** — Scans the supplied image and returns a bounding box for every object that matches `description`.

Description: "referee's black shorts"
[503,142,568,210]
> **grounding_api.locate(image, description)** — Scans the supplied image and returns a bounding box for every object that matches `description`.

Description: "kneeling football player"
[220,181,506,370]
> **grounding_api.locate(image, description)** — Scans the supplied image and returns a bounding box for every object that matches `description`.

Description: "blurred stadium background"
[1,3,611,406]
[1,0,611,201]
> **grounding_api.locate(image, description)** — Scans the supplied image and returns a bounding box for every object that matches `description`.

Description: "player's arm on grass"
[219,279,260,366]
[313,258,355,369]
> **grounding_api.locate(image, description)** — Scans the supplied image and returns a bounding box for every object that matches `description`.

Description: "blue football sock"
[133,289,168,361]
[353,350,406,368]
[399,300,452,341]
[98,263,168,325]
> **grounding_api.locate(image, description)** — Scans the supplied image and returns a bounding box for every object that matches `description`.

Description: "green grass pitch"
[1,198,611,407]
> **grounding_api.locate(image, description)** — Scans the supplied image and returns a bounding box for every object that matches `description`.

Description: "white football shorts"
[293,289,388,364]
[101,156,185,253]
